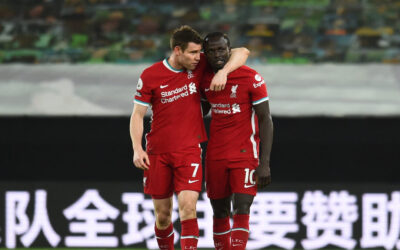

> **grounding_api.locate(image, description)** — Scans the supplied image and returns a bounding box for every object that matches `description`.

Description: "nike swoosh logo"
[160,85,168,89]
[188,180,199,184]
[232,244,242,247]
[205,88,210,92]
[244,184,255,188]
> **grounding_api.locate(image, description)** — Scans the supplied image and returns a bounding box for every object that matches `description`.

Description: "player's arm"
[129,103,150,170]
[254,101,273,188]
[210,47,250,91]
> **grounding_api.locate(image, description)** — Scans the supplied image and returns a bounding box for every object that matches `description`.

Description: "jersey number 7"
[191,163,200,177]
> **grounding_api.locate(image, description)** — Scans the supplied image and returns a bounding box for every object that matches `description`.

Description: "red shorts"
[205,158,258,199]
[144,146,202,199]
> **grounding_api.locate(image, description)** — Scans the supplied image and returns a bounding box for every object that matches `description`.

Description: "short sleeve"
[250,73,269,105]
[133,75,152,107]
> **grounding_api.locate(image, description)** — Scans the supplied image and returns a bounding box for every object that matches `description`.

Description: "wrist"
[218,67,229,75]
[133,145,144,152]
[258,160,270,167]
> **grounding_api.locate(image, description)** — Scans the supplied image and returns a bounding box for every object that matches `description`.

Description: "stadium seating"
[0,0,399,64]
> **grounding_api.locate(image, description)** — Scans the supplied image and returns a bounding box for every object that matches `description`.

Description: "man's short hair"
[203,32,231,50]
[170,25,202,52]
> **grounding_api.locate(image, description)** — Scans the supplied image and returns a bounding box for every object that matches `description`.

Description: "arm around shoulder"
[210,47,250,91]
[222,47,250,74]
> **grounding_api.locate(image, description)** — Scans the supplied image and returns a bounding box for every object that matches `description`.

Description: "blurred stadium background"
[1,0,400,249]
[1,0,400,63]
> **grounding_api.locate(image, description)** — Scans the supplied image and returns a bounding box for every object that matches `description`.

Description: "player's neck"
[168,54,184,71]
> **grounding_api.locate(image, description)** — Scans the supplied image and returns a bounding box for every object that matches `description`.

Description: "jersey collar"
[163,58,184,73]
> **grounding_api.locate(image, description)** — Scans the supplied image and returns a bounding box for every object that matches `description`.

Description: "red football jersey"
[134,54,208,154]
[201,65,269,161]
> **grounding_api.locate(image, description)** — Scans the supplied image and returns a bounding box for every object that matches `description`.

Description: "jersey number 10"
[244,168,256,185]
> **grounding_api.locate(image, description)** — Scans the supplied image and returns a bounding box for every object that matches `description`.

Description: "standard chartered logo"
[160,83,197,104]
[161,85,187,97]
[211,103,241,114]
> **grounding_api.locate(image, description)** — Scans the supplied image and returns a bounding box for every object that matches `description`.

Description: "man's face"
[177,42,201,71]
[204,37,230,71]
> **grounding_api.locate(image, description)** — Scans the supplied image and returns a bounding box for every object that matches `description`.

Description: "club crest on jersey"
[230,84,238,98]
[187,70,194,79]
